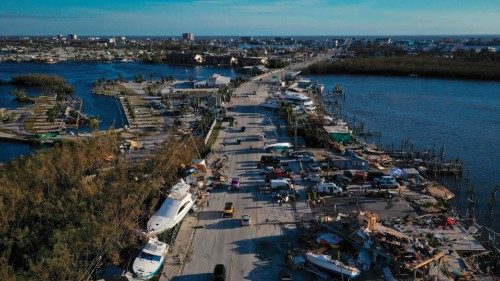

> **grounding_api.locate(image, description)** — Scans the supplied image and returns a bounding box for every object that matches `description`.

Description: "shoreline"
[302,58,500,81]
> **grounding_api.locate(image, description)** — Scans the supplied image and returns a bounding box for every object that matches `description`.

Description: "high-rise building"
[182,32,195,41]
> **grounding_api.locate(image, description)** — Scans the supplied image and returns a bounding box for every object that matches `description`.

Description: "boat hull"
[306,253,360,278]
[147,198,195,235]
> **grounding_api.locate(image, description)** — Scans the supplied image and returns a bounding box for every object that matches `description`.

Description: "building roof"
[323,125,350,134]
[283,91,310,101]
[210,74,231,85]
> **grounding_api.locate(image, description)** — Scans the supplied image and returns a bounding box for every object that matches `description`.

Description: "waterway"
[0,62,237,161]
[307,74,500,226]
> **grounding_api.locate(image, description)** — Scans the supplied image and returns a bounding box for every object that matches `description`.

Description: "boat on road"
[147,179,195,235]
[133,238,169,280]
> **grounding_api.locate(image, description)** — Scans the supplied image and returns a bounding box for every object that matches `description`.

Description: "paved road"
[167,71,308,281]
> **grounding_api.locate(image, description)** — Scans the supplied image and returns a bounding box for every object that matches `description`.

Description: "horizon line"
[1,33,499,38]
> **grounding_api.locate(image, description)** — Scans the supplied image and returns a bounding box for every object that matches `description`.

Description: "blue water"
[0,140,40,162]
[0,62,237,161]
[308,74,500,225]
[0,62,236,129]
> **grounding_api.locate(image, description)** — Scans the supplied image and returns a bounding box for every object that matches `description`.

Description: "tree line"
[302,56,500,80]
[0,133,201,280]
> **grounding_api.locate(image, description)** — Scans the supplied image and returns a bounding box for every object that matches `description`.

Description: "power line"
[79,116,209,280]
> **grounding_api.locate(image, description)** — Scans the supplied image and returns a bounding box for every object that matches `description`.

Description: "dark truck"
[257,155,280,169]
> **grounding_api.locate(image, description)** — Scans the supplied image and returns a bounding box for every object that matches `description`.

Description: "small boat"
[262,142,292,152]
[133,238,169,280]
[306,252,361,278]
[147,180,195,235]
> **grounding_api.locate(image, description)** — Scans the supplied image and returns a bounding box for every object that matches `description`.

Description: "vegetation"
[302,56,500,80]
[46,104,62,123]
[10,88,31,102]
[0,133,201,280]
[10,74,75,100]
[88,117,99,131]
[124,97,135,120]
[133,75,145,83]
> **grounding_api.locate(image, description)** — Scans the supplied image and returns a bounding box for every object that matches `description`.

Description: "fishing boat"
[147,180,195,235]
[132,238,169,280]
[306,252,361,278]
[262,142,292,152]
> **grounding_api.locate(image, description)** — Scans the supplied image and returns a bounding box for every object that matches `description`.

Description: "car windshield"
[139,251,162,262]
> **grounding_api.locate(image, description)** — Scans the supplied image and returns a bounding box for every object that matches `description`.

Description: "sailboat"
[306,252,361,278]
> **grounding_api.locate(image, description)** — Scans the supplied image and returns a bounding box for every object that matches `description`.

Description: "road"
[166,70,310,281]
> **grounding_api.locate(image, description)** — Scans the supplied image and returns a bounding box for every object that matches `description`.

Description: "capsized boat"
[306,252,361,278]
[147,179,195,235]
[133,238,169,280]
[262,142,292,152]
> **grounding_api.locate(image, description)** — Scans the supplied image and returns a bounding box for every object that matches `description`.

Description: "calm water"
[0,62,237,161]
[308,74,500,226]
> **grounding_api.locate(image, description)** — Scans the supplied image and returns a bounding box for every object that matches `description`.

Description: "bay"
[0,62,237,161]
[308,74,500,229]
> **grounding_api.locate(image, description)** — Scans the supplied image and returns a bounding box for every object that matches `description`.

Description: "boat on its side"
[147,180,195,235]
[133,238,169,280]
[306,252,361,279]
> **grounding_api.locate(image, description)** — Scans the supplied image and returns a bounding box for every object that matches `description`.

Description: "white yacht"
[147,180,195,235]
[132,238,169,280]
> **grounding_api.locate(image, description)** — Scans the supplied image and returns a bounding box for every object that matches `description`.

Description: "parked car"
[213,264,226,281]
[307,173,323,183]
[332,174,351,185]
[308,162,321,172]
[373,176,399,189]
[260,166,274,175]
[366,170,386,181]
[241,214,251,226]
[222,202,234,218]
[230,177,240,190]
[257,155,280,168]
[240,126,246,132]
[297,155,315,162]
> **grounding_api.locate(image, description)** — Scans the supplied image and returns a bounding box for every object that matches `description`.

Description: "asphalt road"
[169,71,305,281]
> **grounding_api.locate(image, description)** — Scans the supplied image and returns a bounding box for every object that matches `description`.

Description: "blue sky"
[0,0,499,36]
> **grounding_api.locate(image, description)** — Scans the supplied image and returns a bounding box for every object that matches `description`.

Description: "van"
[316,182,343,195]
[213,264,226,281]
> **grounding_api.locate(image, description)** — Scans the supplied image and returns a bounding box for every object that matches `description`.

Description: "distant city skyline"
[0,0,499,36]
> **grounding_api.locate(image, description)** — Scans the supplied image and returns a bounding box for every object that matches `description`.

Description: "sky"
[0,0,499,36]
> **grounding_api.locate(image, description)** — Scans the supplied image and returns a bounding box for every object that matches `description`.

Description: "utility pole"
[294,119,298,147]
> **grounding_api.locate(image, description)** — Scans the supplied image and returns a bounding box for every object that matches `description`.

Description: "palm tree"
[88,117,99,132]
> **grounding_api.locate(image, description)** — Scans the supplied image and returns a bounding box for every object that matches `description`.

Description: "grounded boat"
[147,179,195,235]
[133,238,169,280]
[306,252,361,279]
[262,142,292,152]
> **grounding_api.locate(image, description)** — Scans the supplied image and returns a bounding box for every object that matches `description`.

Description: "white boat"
[147,180,195,235]
[133,238,169,280]
[262,142,292,152]
[306,252,361,279]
